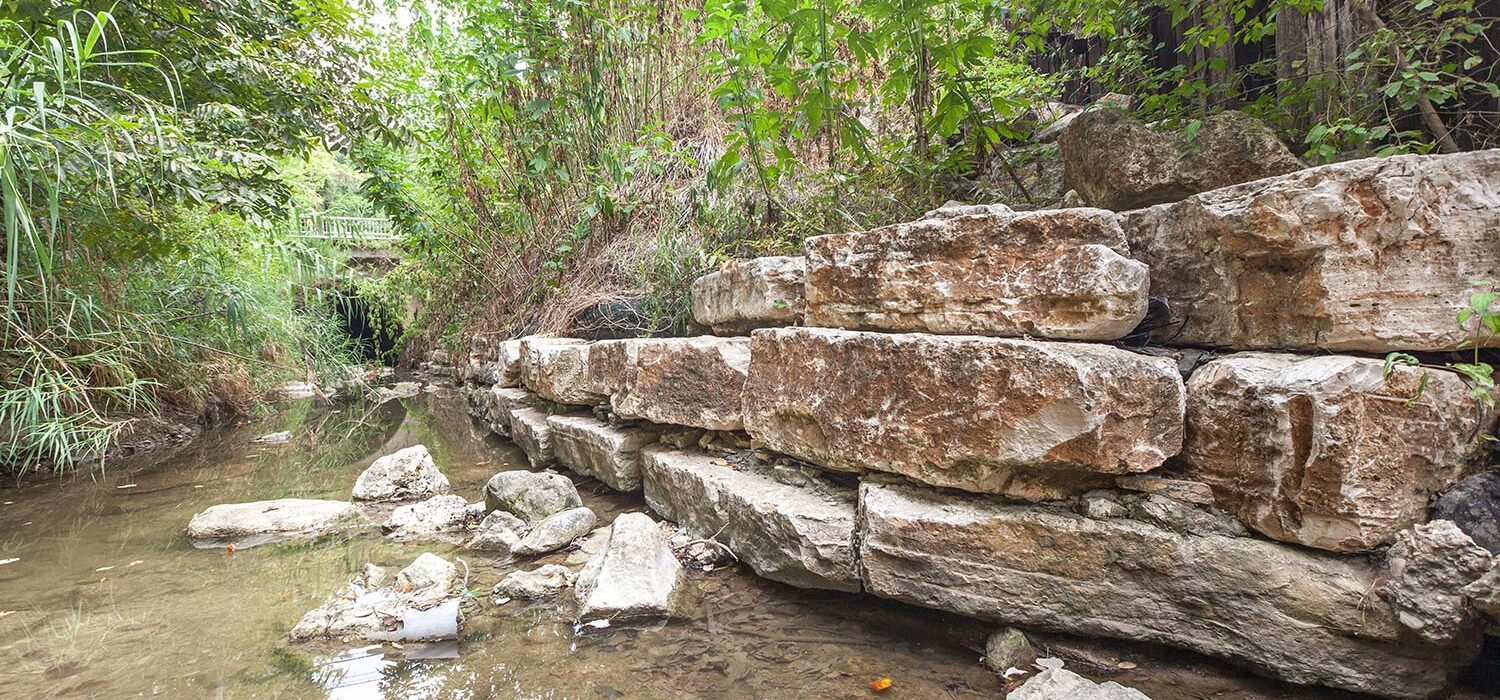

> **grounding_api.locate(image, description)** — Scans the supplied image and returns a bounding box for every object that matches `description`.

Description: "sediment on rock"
[743,328,1185,494]
[804,207,1148,340]
[857,481,1474,699]
[641,445,860,591]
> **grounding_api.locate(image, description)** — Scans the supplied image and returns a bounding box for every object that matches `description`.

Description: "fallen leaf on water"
[226,544,236,555]
[0,558,18,566]
[869,677,892,692]
[94,566,115,572]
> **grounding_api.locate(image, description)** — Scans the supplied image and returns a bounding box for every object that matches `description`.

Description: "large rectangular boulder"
[743,328,1185,494]
[476,387,537,437]
[547,414,660,492]
[1124,150,1500,352]
[641,446,859,591]
[604,337,751,431]
[1180,352,1493,552]
[858,482,1474,699]
[804,207,1148,340]
[691,256,807,334]
[520,337,604,406]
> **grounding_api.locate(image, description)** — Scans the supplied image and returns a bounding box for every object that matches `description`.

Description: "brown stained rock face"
[742,328,1185,493]
[1181,353,1492,552]
[691,256,806,334]
[520,337,603,406]
[1061,109,1303,211]
[1125,149,1500,352]
[804,208,1148,341]
[584,339,634,397]
[858,482,1475,699]
[607,337,751,431]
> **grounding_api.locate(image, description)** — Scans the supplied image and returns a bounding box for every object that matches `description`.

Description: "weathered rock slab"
[548,414,660,492]
[691,256,806,334]
[641,446,860,591]
[575,512,683,621]
[743,328,1185,493]
[496,340,524,387]
[804,207,1148,340]
[481,387,537,436]
[521,337,603,406]
[352,445,450,502]
[1181,353,1491,551]
[857,482,1473,698]
[605,337,751,431]
[1124,149,1500,352]
[187,499,362,547]
[483,470,582,524]
[1061,109,1302,211]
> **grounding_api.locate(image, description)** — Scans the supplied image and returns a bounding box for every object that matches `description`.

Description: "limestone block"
[575,512,683,621]
[1181,353,1491,551]
[509,407,560,469]
[548,414,660,492]
[496,339,524,387]
[1124,149,1500,352]
[607,336,751,431]
[743,328,1185,493]
[520,337,603,405]
[187,499,361,546]
[804,208,1148,341]
[858,482,1473,699]
[352,445,450,502]
[691,256,807,334]
[641,445,859,591]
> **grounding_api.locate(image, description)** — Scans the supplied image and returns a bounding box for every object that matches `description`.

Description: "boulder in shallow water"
[1009,667,1152,700]
[857,481,1474,698]
[483,470,582,524]
[494,564,575,600]
[1431,471,1500,554]
[352,445,450,502]
[691,256,807,334]
[803,207,1148,341]
[466,510,529,552]
[513,506,597,556]
[1384,520,1493,646]
[187,499,362,547]
[983,627,1037,674]
[385,494,471,538]
[290,553,460,642]
[575,512,683,622]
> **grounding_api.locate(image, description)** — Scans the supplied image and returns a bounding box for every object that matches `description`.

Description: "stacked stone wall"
[452,148,1500,699]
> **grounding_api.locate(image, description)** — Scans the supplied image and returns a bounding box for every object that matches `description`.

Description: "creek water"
[0,385,1375,698]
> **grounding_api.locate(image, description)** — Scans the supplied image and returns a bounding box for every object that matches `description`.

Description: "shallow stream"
[0,385,1387,698]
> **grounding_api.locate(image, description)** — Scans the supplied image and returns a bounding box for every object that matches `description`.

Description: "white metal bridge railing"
[294,214,398,244]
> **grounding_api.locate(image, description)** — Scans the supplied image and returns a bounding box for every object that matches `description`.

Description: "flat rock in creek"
[575,512,683,622]
[187,499,363,547]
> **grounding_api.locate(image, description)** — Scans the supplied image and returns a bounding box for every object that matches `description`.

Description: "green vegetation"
[3,0,1496,473]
